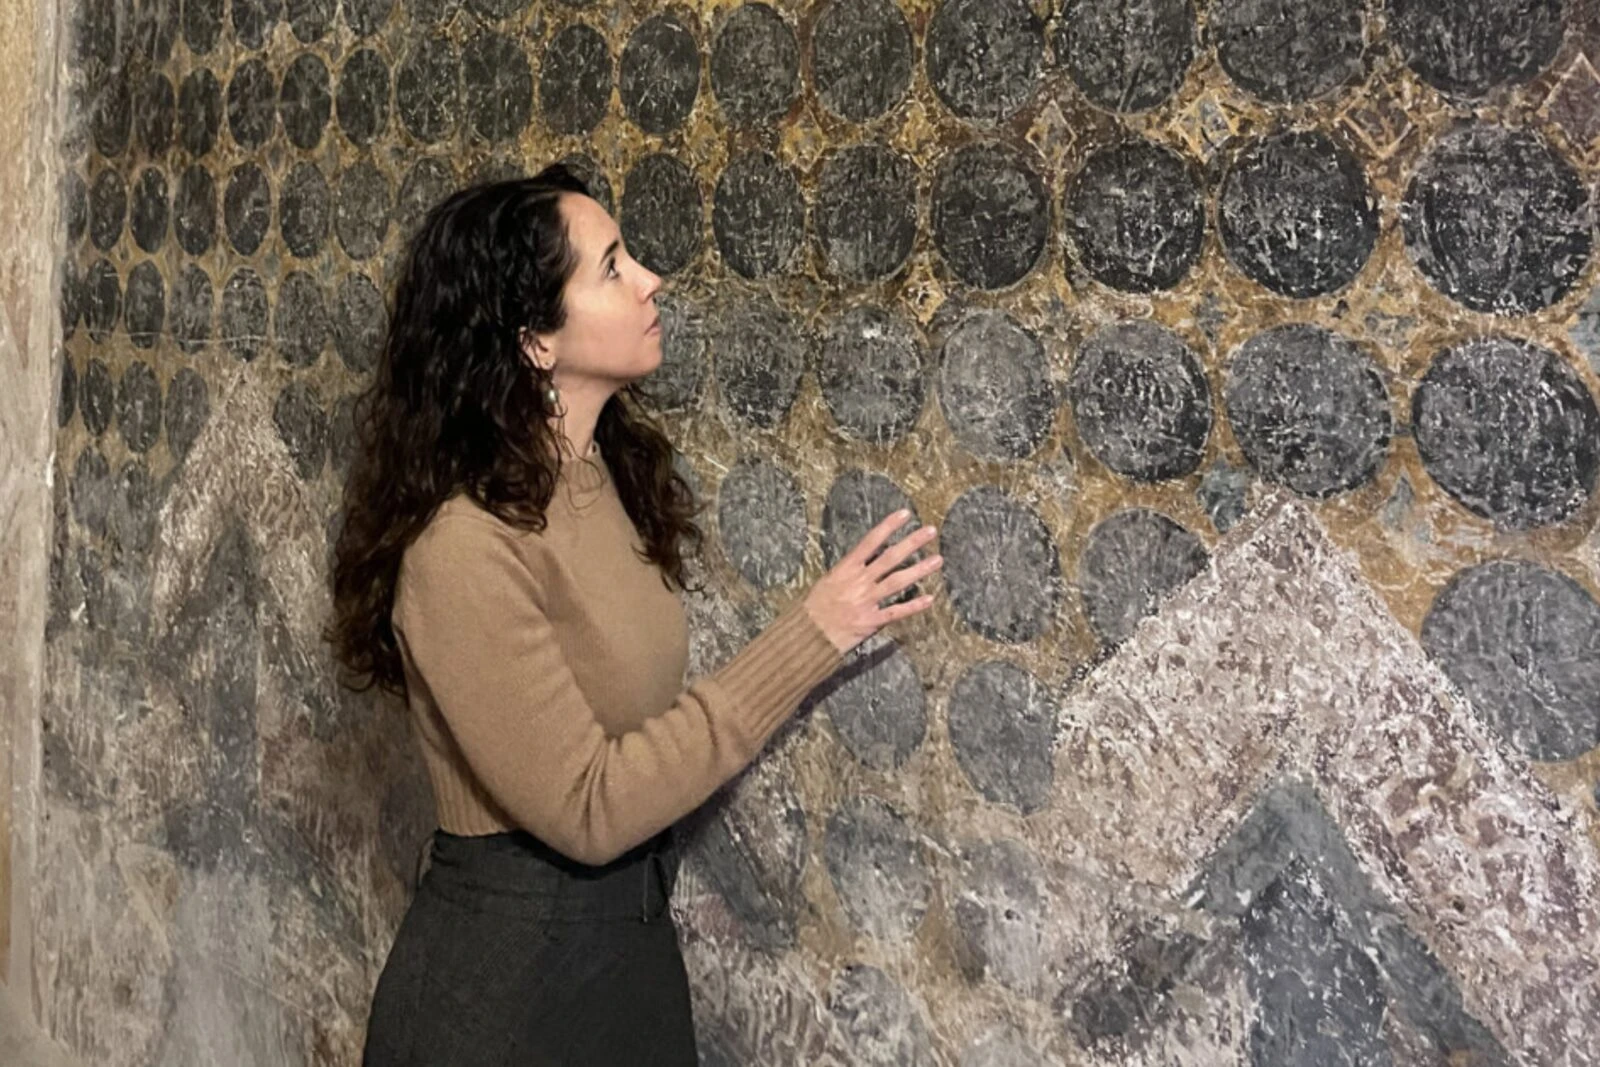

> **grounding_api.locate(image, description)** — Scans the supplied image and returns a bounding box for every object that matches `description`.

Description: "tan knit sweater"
[391,453,845,866]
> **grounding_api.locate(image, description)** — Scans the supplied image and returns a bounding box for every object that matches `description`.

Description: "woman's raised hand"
[802,509,942,655]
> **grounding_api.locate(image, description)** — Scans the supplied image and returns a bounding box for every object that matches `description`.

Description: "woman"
[328,163,943,1065]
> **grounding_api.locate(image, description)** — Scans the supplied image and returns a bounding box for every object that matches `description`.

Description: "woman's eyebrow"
[599,238,620,271]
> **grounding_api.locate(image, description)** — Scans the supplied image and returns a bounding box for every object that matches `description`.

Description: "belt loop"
[413,834,433,893]
[640,850,651,924]
[641,840,670,923]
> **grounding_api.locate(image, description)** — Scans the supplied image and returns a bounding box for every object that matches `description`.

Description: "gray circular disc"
[620,13,700,135]
[926,0,1045,124]
[461,30,532,143]
[124,262,165,350]
[1078,507,1209,645]
[280,161,330,259]
[1402,123,1591,316]
[1066,137,1204,293]
[116,361,163,454]
[947,659,1057,812]
[822,638,927,772]
[811,0,914,122]
[1412,336,1599,529]
[621,153,703,276]
[824,796,932,941]
[820,469,920,569]
[951,838,1050,992]
[931,141,1049,290]
[1388,0,1566,100]
[710,2,800,127]
[818,306,927,445]
[396,34,459,144]
[166,367,209,462]
[335,159,392,261]
[941,486,1061,644]
[1218,130,1378,299]
[1057,0,1196,113]
[273,270,328,367]
[713,151,803,279]
[273,380,328,481]
[938,311,1055,461]
[814,144,918,282]
[539,22,612,136]
[1223,324,1393,497]
[1210,0,1366,103]
[1070,320,1211,483]
[712,293,807,429]
[716,455,807,589]
[1422,558,1600,761]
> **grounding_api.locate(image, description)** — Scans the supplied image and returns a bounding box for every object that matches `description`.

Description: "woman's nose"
[639,268,662,301]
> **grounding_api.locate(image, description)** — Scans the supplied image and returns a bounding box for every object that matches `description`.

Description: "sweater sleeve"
[392,513,845,866]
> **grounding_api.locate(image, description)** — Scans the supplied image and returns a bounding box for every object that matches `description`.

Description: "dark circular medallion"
[947,659,1057,811]
[1422,559,1600,761]
[818,306,927,445]
[1211,0,1366,103]
[932,142,1049,290]
[941,486,1061,643]
[620,14,700,135]
[1218,130,1378,298]
[1224,324,1393,497]
[1388,0,1567,100]
[938,311,1055,461]
[1402,123,1592,316]
[716,455,807,589]
[539,22,612,136]
[1412,336,1599,529]
[815,144,918,282]
[1070,320,1211,482]
[620,153,702,276]
[713,151,803,279]
[926,0,1045,124]
[1056,0,1196,113]
[710,3,800,127]
[811,0,913,122]
[1066,137,1204,293]
[1078,508,1209,645]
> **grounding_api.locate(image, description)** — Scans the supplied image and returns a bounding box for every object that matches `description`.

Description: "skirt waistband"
[419,827,678,924]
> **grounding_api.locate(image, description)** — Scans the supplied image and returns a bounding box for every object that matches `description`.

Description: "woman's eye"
[605,261,619,279]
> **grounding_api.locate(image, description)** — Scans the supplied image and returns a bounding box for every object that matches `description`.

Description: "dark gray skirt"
[362,828,696,1067]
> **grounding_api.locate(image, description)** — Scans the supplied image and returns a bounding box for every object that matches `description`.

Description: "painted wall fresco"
[42,0,1600,1062]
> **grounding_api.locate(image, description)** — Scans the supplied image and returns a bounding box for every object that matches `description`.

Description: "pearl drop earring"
[540,363,560,409]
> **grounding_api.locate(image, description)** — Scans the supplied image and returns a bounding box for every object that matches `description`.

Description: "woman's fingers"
[865,523,938,582]
[873,593,936,624]
[806,509,942,655]
[876,551,943,598]
[842,509,916,569]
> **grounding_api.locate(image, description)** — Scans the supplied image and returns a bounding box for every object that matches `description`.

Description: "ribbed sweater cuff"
[713,597,846,755]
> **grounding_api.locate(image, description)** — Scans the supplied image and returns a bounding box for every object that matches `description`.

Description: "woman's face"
[538,192,663,389]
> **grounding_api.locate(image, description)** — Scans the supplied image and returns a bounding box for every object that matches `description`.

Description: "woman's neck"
[550,383,609,460]
[556,436,600,460]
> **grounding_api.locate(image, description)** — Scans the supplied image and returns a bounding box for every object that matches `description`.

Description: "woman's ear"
[519,328,556,373]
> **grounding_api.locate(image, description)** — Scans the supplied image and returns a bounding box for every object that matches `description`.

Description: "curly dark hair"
[327,163,702,694]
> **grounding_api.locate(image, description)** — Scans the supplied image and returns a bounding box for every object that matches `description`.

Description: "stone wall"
[3,0,66,1011]
[39,0,1600,1064]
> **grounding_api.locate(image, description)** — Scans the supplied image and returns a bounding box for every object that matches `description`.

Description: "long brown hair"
[327,164,702,694]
